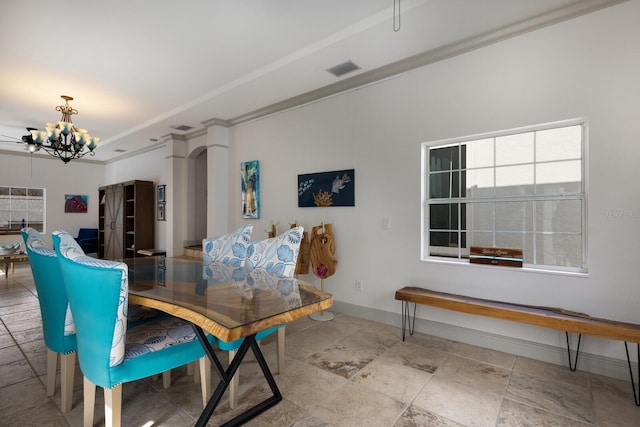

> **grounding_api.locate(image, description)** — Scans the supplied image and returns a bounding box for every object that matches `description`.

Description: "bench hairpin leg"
[401,301,416,341]
[624,342,640,406]
[565,332,582,372]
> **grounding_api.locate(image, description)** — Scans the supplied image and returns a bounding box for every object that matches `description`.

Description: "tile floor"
[1,263,639,426]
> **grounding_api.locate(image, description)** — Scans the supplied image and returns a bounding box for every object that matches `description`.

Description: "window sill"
[421,257,588,278]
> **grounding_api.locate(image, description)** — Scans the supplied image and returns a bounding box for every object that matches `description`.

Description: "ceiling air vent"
[170,124,195,132]
[113,149,127,153]
[327,60,361,77]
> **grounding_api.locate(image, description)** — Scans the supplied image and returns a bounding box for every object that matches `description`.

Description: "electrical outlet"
[355,279,363,292]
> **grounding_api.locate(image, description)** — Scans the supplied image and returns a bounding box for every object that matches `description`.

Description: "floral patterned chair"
[52,230,212,427]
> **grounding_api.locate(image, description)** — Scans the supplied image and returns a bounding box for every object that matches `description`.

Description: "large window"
[422,120,586,273]
[0,186,45,234]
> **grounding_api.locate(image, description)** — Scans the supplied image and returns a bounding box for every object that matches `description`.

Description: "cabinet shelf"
[97,180,154,260]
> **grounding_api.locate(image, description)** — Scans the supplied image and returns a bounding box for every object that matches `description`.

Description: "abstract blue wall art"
[241,160,260,219]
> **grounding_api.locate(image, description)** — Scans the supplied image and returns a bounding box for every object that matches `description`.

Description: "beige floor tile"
[413,375,503,427]
[352,358,432,403]
[513,356,589,387]
[380,340,449,373]
[401,330,458,352]
[505,371,595,424]
[276,357,347,409]
[394,405,466,427]
[451,342,516,369]
[589,373,639,427]
[307,381,406,427]
[435,354,510,394]
[496,398,592,427]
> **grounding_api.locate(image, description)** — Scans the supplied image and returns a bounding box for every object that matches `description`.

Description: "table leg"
[192,326,282,427]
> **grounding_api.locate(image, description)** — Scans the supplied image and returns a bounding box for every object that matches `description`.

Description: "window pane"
[430,171,462,198]
[466,168,494,198]
[465,138,494,168]
[536,160,581,194]
[495,201,533,232]
[467,202,493,231]
[430,203,460,230]
[536,234,582,268]
[28,188,43,197]
[430,231,462,248]
[430,146,459,172]
[495,164,534,196]
[468,231,494,247]
[494,232,530,254]
[536,200,582,233]
[536,125,581,162]
[496,132,534,166]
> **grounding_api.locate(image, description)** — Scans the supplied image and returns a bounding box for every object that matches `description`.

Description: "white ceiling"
[0,0,623,163]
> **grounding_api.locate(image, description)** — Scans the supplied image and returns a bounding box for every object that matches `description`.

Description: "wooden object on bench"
[395,286,640,405]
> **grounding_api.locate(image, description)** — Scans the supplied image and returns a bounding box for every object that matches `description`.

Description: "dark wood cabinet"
[98,180,154,259]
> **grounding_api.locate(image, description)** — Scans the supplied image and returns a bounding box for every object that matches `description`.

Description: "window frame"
[421,119,588,274]
[0,186,46,235]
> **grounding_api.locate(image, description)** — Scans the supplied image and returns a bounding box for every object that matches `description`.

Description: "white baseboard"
[332,300,637,382]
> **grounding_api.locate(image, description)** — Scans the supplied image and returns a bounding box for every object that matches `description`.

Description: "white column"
[163,134,188,257]
[203,118,230,238]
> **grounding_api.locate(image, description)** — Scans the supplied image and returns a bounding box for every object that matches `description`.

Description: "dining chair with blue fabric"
[21,228,76,413]
[205,225,304,408]
[52,230,211,427]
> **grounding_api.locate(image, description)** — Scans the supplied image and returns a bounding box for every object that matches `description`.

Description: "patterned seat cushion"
[124,316,198,361]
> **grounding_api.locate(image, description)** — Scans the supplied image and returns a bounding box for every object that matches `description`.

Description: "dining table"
[124,256,333,427]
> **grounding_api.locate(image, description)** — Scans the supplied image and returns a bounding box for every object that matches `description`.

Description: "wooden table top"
[126,257,333,342]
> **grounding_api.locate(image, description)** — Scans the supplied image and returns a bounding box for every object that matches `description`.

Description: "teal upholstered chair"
[52,230,211,427]
[21,228,76,413]
[204,225,303,408]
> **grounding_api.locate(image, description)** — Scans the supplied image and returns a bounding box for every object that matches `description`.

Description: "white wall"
[0,153,105,247]
[224,1,640,367]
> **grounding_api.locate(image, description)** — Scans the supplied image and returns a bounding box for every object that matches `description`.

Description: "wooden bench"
[395,286,640,405]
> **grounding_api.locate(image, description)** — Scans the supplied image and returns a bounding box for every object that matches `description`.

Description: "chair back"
[21,228,76,354]
[246,226,304,277]
[202,224,253,266]
[52,230,129,388]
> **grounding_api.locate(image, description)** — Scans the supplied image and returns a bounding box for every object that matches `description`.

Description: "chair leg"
[199,357,210,408]
[162,370,171,388]
[104,383,123,427]
[83,377,96,427]
[229,349,239,409]
[277,326,285,374]
[46,349,57,396]
[192,360,200,383]
[60,352,76,413]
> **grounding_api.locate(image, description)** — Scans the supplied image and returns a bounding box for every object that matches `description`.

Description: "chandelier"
[27,95,99,164]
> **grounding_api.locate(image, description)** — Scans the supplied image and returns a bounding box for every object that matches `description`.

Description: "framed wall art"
[157,185,166,221]
[64,194,88,213]
[241,160,260,219]
[298,169,355,207]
